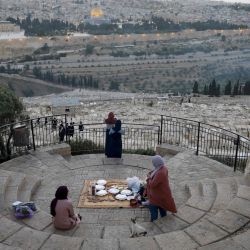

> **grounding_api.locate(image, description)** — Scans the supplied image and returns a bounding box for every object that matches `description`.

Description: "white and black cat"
[130,217,147,238]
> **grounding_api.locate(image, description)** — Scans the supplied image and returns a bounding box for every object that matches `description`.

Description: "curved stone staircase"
[0,146,250,250]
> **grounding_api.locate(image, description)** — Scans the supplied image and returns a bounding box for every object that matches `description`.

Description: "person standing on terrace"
[104,112,117,156]
[143,155,177,222]
[108,119,124,158]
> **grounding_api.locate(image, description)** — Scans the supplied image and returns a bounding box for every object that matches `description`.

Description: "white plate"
[97,179,107,186]
[115,194,127,200]
[108,188,120,194]
[95,185,105,190]
[121,189,132,196]
[96,190,108,196]
[126,195,135,201]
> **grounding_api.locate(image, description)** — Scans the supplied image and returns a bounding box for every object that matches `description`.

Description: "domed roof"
[90,7,104,18]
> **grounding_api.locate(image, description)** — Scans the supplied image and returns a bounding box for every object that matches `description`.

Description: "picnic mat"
[77,179,131,208]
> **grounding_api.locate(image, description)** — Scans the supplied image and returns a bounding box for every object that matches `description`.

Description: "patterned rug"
[77,179,132,208]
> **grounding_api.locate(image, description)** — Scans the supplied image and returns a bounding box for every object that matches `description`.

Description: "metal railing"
[0,115,159,161]
[159,115,250,172]
[0,114,249,172]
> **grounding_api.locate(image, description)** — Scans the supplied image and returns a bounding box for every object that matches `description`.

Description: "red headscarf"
[105,112,116,124]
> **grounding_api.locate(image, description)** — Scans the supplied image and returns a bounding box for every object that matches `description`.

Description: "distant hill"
[0,74,71,97]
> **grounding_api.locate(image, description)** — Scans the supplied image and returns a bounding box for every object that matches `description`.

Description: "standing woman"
[108,120,124,158]
[144,155,177,222]
[50,186,81,230]
[104,112,117,156]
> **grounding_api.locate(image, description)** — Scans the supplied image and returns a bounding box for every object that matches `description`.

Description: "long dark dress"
[59,125,65,142]
[107,120,123,158]
[105,128,112,156]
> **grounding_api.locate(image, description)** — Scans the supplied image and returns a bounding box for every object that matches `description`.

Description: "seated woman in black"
[108,120,124,158]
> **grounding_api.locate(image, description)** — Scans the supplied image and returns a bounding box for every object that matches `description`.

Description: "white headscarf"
[150,155,165,178]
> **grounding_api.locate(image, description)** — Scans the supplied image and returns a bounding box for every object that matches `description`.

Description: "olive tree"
[0,85,23,161]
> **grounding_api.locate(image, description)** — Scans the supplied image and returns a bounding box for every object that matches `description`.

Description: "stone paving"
[0,146,250,249]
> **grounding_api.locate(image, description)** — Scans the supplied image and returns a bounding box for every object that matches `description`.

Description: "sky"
[214,0,250,2]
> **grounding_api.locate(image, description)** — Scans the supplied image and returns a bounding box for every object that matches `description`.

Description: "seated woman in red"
[144,155,177,222]
[50,186,81,230]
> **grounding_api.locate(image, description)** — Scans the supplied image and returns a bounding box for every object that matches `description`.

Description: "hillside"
[0,74,71,97]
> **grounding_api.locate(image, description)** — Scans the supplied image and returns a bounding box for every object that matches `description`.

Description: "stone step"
[81,238,119,250]
[197,228,250,250]
[0,154,47,177]
[4,173,26,209]
[0,216,23,242]
[154,230,199,250]
[3,226,50,250]
[227,196,250,219]
[153,214,189,233]
[1,205,249,250]
[184,218,228,246]
[0,155,34,170]
[0,173,11,210]
[185,179,216,211]
[175,205,205,224]
[207,209,249,234]
[103,225,131,239]
[237,185,250,201]
[0,243,22,250]
[119,237,160,250]
[21,209,52,231]
[210,177,238,214]
[40,234,84,250]
[17,175,42,202]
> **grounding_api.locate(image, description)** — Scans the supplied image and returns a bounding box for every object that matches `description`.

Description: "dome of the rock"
[90,7,104,18]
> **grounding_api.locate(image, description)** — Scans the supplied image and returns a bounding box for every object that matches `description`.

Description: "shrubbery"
[69,139,104,155]
[69,139,155,156]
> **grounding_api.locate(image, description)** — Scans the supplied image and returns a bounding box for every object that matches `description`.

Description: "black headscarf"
[50,186,68,216]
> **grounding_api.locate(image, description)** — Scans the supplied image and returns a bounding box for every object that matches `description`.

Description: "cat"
[130,217,147,238]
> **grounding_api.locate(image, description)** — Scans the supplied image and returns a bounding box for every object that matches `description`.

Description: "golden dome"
[90,7,104,18]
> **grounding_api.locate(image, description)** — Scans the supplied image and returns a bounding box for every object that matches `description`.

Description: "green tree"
[224,80,232,95]
[85,44,95,55]
[232,80,240,96]
[0,85,23,161]
[0,85,23,125]
[215,83,220,97]
[209,79,217,96]
[244,81,250,95]
[203,84,208,95]
[192,81,199,94]
[109,80,120,91]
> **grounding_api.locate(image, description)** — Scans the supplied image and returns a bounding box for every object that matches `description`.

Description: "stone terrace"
[0,145,250,250]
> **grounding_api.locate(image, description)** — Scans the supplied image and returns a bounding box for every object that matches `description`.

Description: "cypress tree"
[232,81,239,96]
[211,79,217,96]
[203,84,208,95]
[216,84,220,97]
[244,81,250,95]
[224,80,232,95]
[193,81,199,94]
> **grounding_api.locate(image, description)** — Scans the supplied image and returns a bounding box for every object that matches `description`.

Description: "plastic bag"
[126,176,141,193]
[14,205,33,219]
[22,202,37,211]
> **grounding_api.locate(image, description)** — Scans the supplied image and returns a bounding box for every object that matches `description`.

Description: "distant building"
[84,7,111,25]
[0,21,25,40]
[51,97,82,116]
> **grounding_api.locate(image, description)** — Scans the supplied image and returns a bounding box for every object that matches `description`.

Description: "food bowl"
[95,185,105,191]
[129,199,138,208]
[97,179,107,186]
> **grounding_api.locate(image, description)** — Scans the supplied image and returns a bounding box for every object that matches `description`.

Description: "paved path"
[0,147,249,249]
